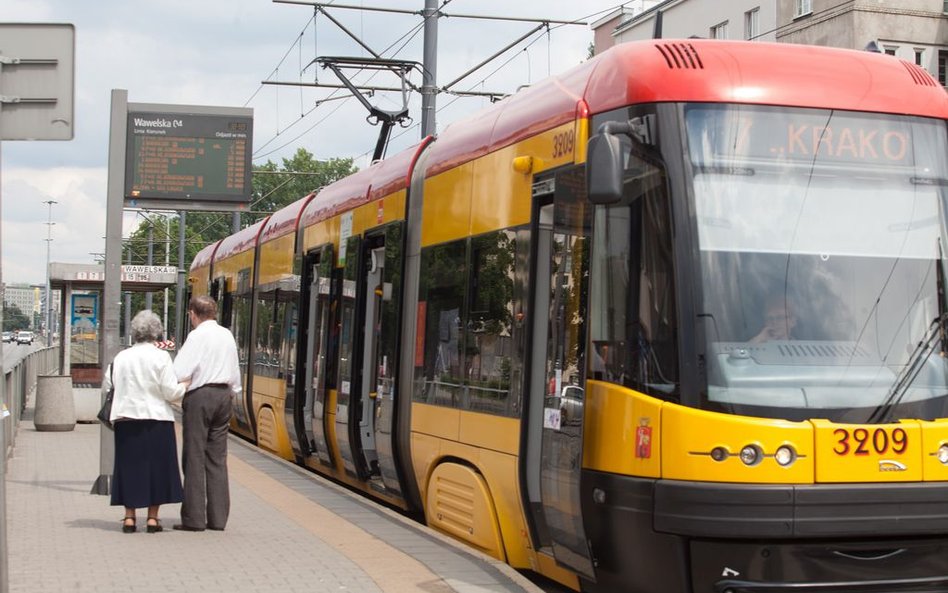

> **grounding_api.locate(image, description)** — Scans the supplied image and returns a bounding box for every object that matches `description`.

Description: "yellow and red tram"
[190,40,948,592]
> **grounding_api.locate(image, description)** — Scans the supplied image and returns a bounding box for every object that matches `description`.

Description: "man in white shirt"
[172,295,241,532]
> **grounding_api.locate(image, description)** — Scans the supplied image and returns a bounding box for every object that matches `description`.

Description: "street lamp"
[43,200,57,346]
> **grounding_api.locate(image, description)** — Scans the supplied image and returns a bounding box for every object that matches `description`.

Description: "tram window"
[377,224,404,404]
[336,236,362,409]
[414,239,467,408]
[468,230,518,416]
[232,294,252,377]
[219,288,233,329]
[254,298,281,378]
[589,156,679,400]
[324,267,341,391]
[284,300,298,386]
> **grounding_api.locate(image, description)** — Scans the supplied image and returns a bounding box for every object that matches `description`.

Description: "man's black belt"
[186,383,230,396]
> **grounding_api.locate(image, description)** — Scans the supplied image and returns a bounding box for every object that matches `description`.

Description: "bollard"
[73,387,101,423]
[33,375,76,432]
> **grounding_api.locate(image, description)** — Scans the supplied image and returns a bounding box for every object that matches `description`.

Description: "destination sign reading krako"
[124,111,253,204]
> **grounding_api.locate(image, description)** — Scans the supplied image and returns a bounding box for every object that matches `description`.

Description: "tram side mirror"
[587,131,625,205]
[587,117,653,205]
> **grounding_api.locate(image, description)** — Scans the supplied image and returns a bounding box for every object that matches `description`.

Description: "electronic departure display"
[124,111,253,204]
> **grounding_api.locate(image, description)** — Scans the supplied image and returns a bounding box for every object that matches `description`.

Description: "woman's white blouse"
[102,342,185,422]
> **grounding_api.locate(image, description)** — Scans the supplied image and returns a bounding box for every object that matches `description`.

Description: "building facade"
[2,284,61,331]
[3,285,40,325]
[597,0,947,88]
[604,0,777,50]
[591,1,662,52]
[776,0,948,87]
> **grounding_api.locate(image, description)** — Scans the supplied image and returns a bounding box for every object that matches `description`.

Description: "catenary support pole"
[145,220,154,310]
[420,0,438,138]
[44,200,57,346]
[174,211,186,347]
[123,247,131,344]
[163,214,170,338]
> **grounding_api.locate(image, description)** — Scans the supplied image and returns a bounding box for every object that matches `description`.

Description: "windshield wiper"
[870,237,948,424]
[869,312,948,424]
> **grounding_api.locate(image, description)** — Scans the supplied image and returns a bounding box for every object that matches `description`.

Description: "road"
[1,340,44,373]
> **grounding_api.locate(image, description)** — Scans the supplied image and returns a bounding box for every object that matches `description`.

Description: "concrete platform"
[4,389,546,593]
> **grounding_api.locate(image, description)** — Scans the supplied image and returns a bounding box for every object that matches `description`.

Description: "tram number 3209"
[833,427,908,456]
[552,130,575,159]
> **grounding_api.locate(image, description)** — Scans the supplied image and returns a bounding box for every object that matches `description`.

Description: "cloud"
[1,166,141,285]
[1,0,613,286]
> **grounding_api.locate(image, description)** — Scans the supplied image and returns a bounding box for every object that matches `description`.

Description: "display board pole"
[92,88,127,495]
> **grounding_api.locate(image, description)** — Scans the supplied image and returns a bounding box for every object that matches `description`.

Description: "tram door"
[526,167,596,579]
[335,227,405,492]
[356,245,384,477]
[303,245,334,466]
[362,223,405,494]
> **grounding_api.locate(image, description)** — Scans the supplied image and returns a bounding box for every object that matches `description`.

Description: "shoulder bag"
[97,364,114,430]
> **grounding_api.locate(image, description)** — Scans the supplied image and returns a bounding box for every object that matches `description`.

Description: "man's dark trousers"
[181,384,232,530]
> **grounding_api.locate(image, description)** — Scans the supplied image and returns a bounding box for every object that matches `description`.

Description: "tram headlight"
[938,444,948,465]
[739,445,762,466]
[774,445,796,467]
[710,447,728,462]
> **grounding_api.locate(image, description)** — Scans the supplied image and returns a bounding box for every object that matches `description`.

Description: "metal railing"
[1,345,60,593]
[2,345,61,458]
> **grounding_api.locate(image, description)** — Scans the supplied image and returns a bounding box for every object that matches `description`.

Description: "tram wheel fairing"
[425,462,506,562]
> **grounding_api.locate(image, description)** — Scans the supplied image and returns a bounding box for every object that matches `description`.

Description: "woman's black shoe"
[122,517,136,533]
[146,518,163,533]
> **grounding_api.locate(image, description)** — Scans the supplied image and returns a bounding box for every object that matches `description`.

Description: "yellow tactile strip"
[228,454,454,593]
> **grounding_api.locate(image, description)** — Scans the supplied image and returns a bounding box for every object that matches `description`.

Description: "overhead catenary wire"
[253,16,427,161]
[357,22,555,163]
[244,11,317,107]
[143,1,625,272]
[251,13,426,158]
[253,1,602,162]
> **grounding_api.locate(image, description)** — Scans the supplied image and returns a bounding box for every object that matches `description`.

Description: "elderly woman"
[103,310,188,533]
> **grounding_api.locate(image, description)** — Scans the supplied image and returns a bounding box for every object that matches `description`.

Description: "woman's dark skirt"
[111,419,184,508]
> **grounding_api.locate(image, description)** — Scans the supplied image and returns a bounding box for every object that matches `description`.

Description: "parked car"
[1,331,12,343]
[16,331,34,345]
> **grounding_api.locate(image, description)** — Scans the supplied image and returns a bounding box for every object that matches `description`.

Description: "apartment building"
[594,0,947,87]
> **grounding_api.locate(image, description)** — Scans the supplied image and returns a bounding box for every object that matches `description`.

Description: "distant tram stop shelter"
[49,262,177,386]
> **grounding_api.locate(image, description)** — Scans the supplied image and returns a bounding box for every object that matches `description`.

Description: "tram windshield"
[687,105,948,422]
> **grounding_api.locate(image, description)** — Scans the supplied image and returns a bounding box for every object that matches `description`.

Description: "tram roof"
[583,39,948,118]
[214,217,269,262]
[423,39,948,178]
[260,193,316,244]
[191,239,221,271]
[299,140,431,228]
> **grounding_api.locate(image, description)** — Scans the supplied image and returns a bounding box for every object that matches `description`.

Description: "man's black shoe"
[172,524,205,532]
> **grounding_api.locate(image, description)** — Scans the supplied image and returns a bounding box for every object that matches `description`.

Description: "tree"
[248,148,357,225]
[3,304,31,331]
[118,148,358,337]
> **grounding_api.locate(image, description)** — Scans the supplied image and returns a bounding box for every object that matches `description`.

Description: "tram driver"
[749,295,798,343]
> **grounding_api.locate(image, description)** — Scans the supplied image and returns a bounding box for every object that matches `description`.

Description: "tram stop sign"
[0,23,75,140]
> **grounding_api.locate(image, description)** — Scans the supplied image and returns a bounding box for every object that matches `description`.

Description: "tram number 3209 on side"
[552,130,575,159]
[833,427,908,456]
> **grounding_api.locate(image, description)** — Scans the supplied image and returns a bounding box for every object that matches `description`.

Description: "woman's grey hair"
[130,310,164,344]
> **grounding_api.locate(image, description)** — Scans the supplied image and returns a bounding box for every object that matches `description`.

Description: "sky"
[0,0,625,286]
